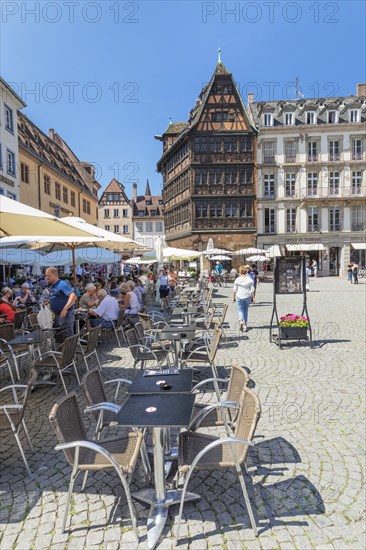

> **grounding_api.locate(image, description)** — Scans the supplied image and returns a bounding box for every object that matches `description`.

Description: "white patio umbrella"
[209,255,232,261]
[246,255,269,262]
[204,248,233,256]
[0,248,43,265]
[265,245,283,258]
[126,257,157,265]
[60,217,144,252]
[233,247,266,255]
[140,247,202,262]
[0,196,97,238]
[39,247,121,267]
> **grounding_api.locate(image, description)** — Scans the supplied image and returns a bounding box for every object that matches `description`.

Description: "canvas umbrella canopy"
[141,247,202,262]
[0,247,43,265]
[60,217,144,251]
[0,196,98,238]
[246,255,269,262]
[204,248,233,256]
[210,255,232,261]
[126,257,157,265]
[233,247,266,255]
[39,247,121,267]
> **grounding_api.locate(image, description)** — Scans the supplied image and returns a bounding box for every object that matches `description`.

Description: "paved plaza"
[0,277,365,550]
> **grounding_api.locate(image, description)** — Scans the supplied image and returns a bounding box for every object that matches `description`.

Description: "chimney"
[248,93,254,104]
[132,182,137,202]
[356,83,366,97]
[49,128,54,140]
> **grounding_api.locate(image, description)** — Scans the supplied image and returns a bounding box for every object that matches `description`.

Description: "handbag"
[37,305,53,330]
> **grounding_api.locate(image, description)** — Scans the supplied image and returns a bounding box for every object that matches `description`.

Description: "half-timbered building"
[156,59,257,251]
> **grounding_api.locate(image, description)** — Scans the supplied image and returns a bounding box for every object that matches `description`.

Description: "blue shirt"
[215,264,223,275]
[49,280,74,314]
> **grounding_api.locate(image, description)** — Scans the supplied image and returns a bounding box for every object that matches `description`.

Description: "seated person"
[15,283,36,307]
[124,281,141,315]
[79,283,99,310]
[88,289,119,328]
[0,287,18,321]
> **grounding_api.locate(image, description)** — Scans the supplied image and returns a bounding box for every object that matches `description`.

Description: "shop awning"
[351,242,366,250]
[286,243,325,252]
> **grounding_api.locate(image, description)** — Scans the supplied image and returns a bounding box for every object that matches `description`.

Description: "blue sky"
[2,0,365,196]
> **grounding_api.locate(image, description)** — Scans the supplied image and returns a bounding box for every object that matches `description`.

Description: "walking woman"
[233,265,255,332]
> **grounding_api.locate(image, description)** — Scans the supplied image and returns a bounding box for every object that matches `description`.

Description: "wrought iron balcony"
[329,153,340,161]
[308,154,318,162]
[285,155,296,163]
[308,224,319,232]
[265,225,276,234]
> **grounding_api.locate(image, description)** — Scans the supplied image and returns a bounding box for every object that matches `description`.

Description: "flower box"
[279,326,308,339]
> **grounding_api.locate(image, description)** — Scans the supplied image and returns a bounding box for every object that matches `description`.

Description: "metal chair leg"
[237,465,258,537]
[62,468,79,533]
[59,370,69,395]
[81,471,89,492]
[72,360,81,386]
[14,429,31,476]
[21,420,34,452]
[117,470,139,542]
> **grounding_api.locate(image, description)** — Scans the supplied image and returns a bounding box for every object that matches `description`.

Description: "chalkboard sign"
[275,257,305,295]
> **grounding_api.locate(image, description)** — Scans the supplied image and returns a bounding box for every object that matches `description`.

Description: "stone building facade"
[248,84,366,275]
[131,180,165,249]
[97,178,132,237]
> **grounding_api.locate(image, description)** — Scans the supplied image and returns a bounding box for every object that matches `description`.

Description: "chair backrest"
[125,328,139,358]
[138,313,151,332]
[84,325,101,354]
[115,309,125,329]
[49,391,87,466]
[134,322,145,342]
[27,313,39,330]
[233,387,261,464]
[60,333,80,366]
[208,326,222,362]
[227,364,250,403]
[218,304,228,326]
[13,310,26,330]
[0,323,15,350]
[80,368,107,420]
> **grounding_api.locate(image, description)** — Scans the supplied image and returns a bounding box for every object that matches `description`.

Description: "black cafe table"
[7,330,42,360]
[171,306,198,325]
[159,324,196,367]
[128,369,193,394]
[117,393,199,549]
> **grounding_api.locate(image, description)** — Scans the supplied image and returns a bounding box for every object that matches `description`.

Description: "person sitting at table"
[15,282,36,308]
[88,289,119,328]
[0,287,18,321]
[79,283,99,310]
[132,279,144,307]
[124,281,141,316]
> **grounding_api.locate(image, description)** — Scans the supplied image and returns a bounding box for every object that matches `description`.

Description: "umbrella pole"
[71,245,77,297]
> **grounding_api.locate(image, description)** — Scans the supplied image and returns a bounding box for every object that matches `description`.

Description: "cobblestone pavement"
[0,277,365,550]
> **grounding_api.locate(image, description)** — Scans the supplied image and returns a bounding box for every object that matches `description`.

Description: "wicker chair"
[34,333,80,394]
[125,327,169,371]
[134,321,171,355]
[105,309,126,347]
[27,313,40,331]
[49,392,142,539]
[180,326,222,396]
[80,368,151,483]
[190,364,250,431]
[0,348,16,383]
[175,387,262,544]
[76,325,102,372]
[13,310,27,332]
[0,369,37,475]
[0,323,29,379]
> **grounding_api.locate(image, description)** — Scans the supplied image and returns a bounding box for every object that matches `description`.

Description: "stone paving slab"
[0,277,365,550]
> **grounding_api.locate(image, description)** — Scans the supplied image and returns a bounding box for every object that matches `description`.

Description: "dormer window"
[263,113,273,127]
[145,199,151,205]
[284,113,294,126]
[306,111,316,124]
[328,110,337,124]
[350,109,360,123]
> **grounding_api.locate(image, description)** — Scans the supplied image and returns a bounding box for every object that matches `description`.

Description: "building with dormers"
[248,84,366,275]
[97,178,132,237]
[131,180,165,249]
[155,58,257,251]
[0,77,26,199]
[18,113,100,223]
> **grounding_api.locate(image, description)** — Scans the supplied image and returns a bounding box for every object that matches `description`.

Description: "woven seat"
[49,392,142,539]
[175,387,261,544]
[0,369,37,475]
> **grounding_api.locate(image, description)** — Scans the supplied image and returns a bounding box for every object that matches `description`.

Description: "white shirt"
[125,290,140,314]
[233,275,255,299]
[95,295,119,320]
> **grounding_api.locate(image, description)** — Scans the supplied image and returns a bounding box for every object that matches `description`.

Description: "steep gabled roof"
[98,178,130,205]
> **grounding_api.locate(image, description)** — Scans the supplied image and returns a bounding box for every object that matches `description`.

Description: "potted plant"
[279,313,309,339]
